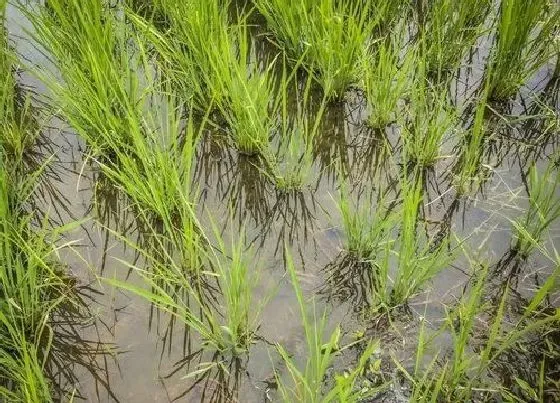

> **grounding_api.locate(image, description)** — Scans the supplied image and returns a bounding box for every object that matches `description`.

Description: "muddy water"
[5,3,560,402]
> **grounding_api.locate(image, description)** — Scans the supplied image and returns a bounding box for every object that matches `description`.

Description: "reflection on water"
[4,1,560,401]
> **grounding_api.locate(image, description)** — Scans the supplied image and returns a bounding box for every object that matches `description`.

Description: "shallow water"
[4,2,560,402]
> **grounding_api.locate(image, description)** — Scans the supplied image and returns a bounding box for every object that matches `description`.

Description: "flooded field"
[1,1,559,402]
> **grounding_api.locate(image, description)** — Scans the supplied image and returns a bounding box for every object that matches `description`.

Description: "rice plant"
[390,173,456,306]
[453,77,491,195]
[489,0,560,99]
[255,0,384,99]
[216,20,277,155]
[421,0,491,74]
[512,161,560,259]
[275,251,384,402]
[27,0,207,243]
[0,49,78,400]
[402,61,458,167]
[105,219,265,355]
[25,0,149,155]
[266,71,326,191]
[130,2,276,155]
[367,172,457,309]
[403,261,560,402]
[335,184,397,261]
[361,23,415,128]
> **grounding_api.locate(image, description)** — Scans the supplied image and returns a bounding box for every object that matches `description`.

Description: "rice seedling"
[511,161,560,259]
[0,84,79,402]
[131,2,277,155]
[336,170,456,310]
[489,0,560,100]
[274,251,385,402]
[215,20,277,155]
[104,217,265,355]
[361,22,415,128]
[255,0,384,100]
[27,0,208,243]
[402,258,560,402]
[25,0,153,156]
[421,0,491,74]
[453,76,492,195]
[335,184,397,262]
[402,60,458,167]
[389,172,456,307]
[265,71,326,192]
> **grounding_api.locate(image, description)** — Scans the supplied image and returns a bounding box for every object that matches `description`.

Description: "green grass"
[402,257,560,402]
[361,22,415,128]
[421,0,491,74]
[265,71,326,191]
[255,0,384,100]
[453,77,491,195]
[402,59,458,167]
[0,12,78,396]
[512,160,560,259]
[489,0,560,99]
[274,251,385,402]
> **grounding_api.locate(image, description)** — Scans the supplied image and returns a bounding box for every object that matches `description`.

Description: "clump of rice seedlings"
[453,78,491,195]
[25,0,150,155]
[129,0,229,106]
[421,0,491,73]
[0,15,36,164]
[335,170,455,310]
[335,184,397,262]
[27,1,206,238]
[97,93,204,270]
[207,220,264,352]
[105,220,264,355]
[274,252,384,402]
[131,3,276,155]
[266,72,326,191]
[489,0,560,100]
[216,20,277,155]
[0,106,78,402]
[403,260,560,402]
[255,0,383,99]
[512,161,560,259]
[388,172,456,307]
[402,61,458,167]
[361,23,415,128]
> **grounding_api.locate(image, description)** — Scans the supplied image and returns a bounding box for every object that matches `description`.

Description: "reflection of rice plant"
[402,61,458,167]
[489,0,560,99]
[362,23,415,128]
[255,0,383,99]
[275,251,384,402]
[512,162,560,259]
[422,0,491,73]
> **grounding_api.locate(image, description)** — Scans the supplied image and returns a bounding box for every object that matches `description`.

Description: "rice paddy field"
[1,0,560,402]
